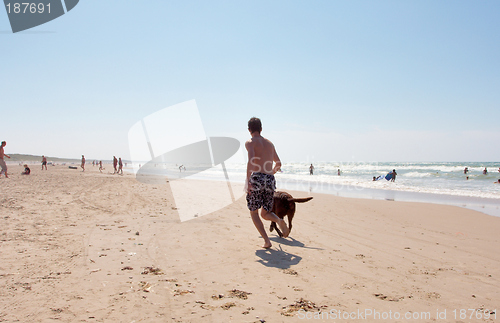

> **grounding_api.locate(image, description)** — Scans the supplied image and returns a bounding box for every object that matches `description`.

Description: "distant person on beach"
[338,169,341,176]
[0,141,11,178]
[41,155,47,170]
[494,179,500,184]
[99,160,104,173]
[464,167,468,174]
[309,164,314,175]
[483,167,488,175]
[179,165,183,172]
[113,156,118,174]
[81,155,85,172]
[118,158,123,175]
[245,117,289,249]
[391,169,397,182]
[21,164,30,175]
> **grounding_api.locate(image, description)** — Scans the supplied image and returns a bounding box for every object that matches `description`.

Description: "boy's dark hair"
[1,141,5,145]
[248,117,262,133]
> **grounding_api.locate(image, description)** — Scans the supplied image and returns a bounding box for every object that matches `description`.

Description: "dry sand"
[0,165,499,322]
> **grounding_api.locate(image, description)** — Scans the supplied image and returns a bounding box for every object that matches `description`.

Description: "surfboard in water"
[385,173,393,181]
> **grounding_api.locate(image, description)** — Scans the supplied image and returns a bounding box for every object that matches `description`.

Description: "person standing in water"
[391,169,397,182]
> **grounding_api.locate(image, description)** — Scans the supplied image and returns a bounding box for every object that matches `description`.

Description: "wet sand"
[0,165,499,322]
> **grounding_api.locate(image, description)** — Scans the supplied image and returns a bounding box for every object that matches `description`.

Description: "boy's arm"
[245,141,254,193]
[272,148,281,174]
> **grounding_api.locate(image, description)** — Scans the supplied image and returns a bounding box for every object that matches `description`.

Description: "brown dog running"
[270,191,313,237]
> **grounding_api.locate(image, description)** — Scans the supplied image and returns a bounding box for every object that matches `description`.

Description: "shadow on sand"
[255,246,302,269]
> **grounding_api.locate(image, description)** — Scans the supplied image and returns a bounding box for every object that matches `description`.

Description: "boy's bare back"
[246,135,280,175]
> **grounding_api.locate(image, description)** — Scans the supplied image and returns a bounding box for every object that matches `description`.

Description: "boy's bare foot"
[278,219,289,238]
[263,242,272,249]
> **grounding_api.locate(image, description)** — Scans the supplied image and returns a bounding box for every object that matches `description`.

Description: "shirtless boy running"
[245,117,289,249]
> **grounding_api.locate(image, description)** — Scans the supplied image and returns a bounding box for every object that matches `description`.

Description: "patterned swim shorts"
[246,172,276,211]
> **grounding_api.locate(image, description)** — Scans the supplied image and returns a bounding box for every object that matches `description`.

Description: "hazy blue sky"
[1,1,499,162]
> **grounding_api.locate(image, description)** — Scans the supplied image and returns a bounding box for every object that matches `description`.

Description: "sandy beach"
[0,165,499,322]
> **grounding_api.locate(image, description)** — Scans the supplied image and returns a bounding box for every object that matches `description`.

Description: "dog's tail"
[288,197,313,203]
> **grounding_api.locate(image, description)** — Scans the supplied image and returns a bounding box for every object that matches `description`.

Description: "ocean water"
[211,162,500,199]
[130,161,500,216]
[149,161,500,199]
